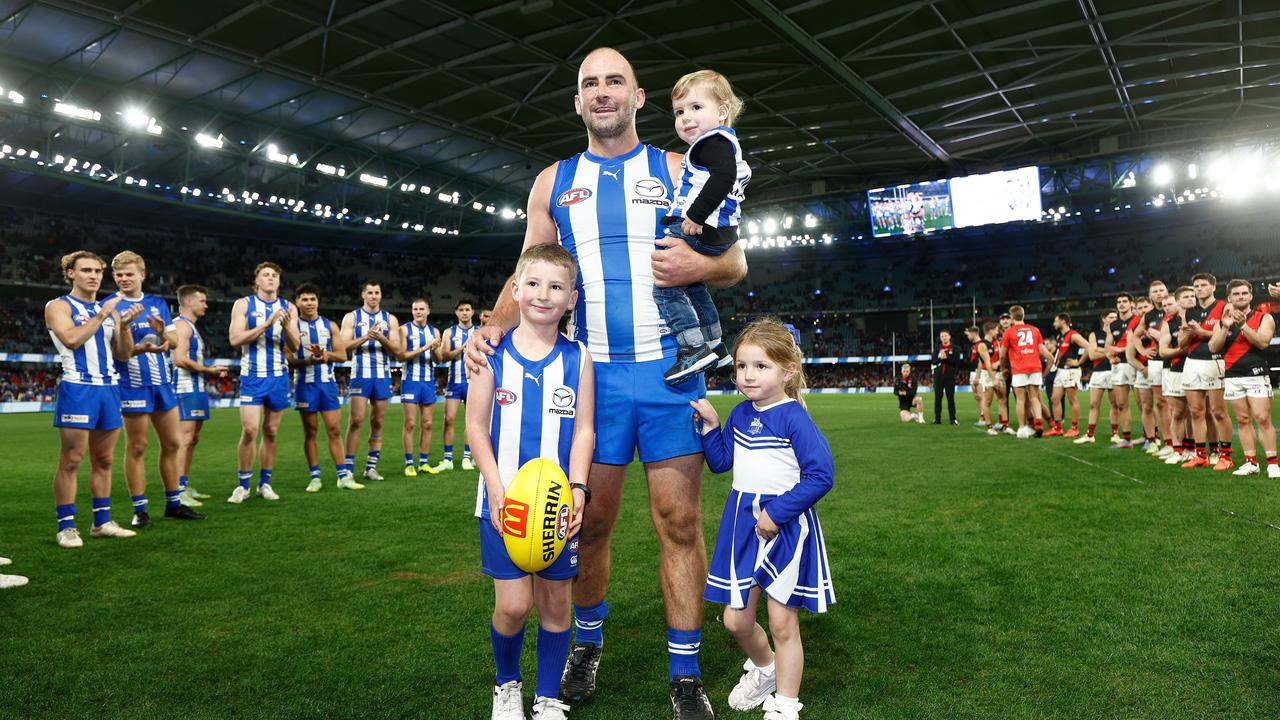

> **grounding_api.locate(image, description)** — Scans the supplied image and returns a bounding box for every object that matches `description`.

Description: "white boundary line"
[1038,446,1146,484]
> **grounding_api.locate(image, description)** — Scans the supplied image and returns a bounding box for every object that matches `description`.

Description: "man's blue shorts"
[593,358,704,465]
[295,381,341,413]
[239,374,291,411]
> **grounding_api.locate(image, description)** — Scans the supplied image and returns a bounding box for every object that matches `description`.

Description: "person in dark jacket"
[933,329,962,424]
[896,363,925,423]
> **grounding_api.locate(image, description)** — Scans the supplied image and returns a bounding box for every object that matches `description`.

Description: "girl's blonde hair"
[671,69,744,127]
[733,318,807,408]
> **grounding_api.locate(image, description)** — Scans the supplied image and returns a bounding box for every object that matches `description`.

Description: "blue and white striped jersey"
[173,316,205,394]
[49,295,119,386]
[111,292,175,388]
[473,333,587,520]
[548,143,677,364]
[295,316,336,384]
[239,294,290,378]
[350,307,393,380]
[404,322,438,383]
[667,127,751,229]
[445,323,474,387]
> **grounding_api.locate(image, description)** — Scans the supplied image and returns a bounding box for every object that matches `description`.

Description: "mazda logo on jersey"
[496,388,518,405]
[557,187,592,207]
[634,178,665,198]
[547,386,575,416]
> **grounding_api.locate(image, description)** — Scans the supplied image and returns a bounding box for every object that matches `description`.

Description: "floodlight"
[1151,164,1172,186]
[359,173,388,187]
[195,133,223,149]
[54,102,101,121]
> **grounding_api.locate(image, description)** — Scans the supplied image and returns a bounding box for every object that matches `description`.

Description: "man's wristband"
[570,482,591,505]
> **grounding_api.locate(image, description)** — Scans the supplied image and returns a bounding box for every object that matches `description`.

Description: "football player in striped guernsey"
[45,251,141,547]
[433,301,476,472]
[467,245,594,720]
[171,284,227,507]
[290,283,361,492]
[110,251,205,525]
[341,280,400,481]
[397,298,440,476]
[228,262,300,503]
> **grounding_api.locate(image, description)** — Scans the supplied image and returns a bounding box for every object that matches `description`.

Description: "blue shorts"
[239,374,291,411]
[594,358,704,464]
[349,377,392,401]
[295,381,341,413]
[401,379,437,405]
[53,382,122,430]
[177,391,211,422]
[479,518,579,581]
[119,383,178,414]
[445,382,468,401]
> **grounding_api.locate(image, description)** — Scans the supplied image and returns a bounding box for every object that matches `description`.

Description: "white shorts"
[1012,372,1042,388]
[1182,358,1224,391]
[1134,366,1153,390]
[1147,360,1163,386]
[1223,375,1272,401]
[980,370,999,391]
[1090,370,1113,390]
[1162,370,1185,398]
[968,371,978,389]
[1111,363,1137,387]
[1053,368,1081,389]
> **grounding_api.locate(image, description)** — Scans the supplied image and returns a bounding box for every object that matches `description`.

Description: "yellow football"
[501,457,574,573]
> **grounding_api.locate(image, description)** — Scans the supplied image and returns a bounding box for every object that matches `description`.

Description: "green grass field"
[3,394,1280,719]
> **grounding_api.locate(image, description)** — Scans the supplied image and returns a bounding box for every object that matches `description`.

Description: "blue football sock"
[404,453,414,467]
[237,470,252,490]
[91,496,110,527]
[131,494,148,514]
[344,454,355,469]
[365,450,380,471]
[418,452,430,465]
[444,444,453,462]
[573,600,608,647]
[536,626,572,699]
[463,444,472,459]
[178,475,188,491]
[164,489,181,511]
[309,465,321,479]
[491,623,525,685]
[667,628,702,679]
[56,502,76,531]
[259,468,273,487]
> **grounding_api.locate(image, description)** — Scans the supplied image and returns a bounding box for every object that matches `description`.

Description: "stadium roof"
[2,0,1279,236]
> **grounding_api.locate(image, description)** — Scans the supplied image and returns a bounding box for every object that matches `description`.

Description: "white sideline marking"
[1040,446,1145,485]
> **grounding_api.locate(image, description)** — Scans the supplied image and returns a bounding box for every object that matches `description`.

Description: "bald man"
[467,47,745,720]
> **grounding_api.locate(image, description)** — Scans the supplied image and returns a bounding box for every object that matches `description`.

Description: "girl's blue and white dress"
[701,397,836,613]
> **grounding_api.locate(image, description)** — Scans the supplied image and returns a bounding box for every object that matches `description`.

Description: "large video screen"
[868,180,953,237]
[950,166,1042,228]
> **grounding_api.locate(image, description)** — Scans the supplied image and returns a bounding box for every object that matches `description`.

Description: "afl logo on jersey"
[557,187,592,207]
[496,388,518,405]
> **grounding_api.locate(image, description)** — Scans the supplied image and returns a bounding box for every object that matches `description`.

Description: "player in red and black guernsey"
[1049,313,1090,437]
[1158,289,1195,464]
[980,322,1012,435]
[1074,310,1118,444]
[1134,282,1173,457]
[963,327,989,428]
[1124,296,1160,452]
[1208,279,1277,478]
[895,362,925,423]
[1103,293,1141,448]
[999,305,1046,438]
[1179,273,1232,470]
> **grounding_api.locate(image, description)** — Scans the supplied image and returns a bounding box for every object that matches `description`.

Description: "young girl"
[690,319,835,720]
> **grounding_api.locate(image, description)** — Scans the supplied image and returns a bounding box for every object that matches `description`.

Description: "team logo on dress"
[75,313,90,323]
[502,500,529,538]
[748,417,763,435]
[496,388,518,405]
[557,187,592,207]
[548,386,576,417]
[60,414,89,424]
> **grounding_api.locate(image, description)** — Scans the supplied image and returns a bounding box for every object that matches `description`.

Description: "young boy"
[657,69,752,384]
[467,244,595,720]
